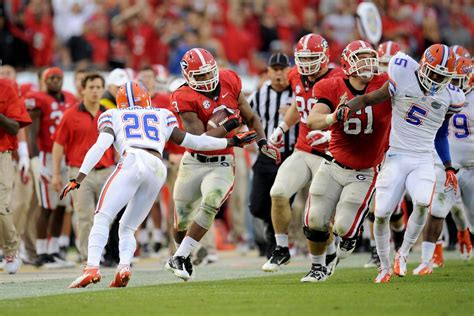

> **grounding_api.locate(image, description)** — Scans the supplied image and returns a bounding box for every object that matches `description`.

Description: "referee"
[248,53,296,256]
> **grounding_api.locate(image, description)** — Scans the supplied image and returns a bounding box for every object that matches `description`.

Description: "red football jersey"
[24,90,76,153]
[312,74,391,170]
[288,66,345,154]
[171,69,242,156]
[151,92,186,155]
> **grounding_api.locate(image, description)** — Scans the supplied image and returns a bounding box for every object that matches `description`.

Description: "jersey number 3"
[122,113,160,141]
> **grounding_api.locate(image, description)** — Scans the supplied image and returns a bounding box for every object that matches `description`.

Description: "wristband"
[257,138,267,149]
[325,114,335,125]
[445,166,458,173]
[278,122,289,133]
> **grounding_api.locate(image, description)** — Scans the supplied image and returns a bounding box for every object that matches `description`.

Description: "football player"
[413,57,473,275]
[377,40,402,73]
[66,81,257,288]
[263,34,345,273]
[345,44,464,283]
[166,48,279,281]
[301,40,391,282]
[24,67,76,268]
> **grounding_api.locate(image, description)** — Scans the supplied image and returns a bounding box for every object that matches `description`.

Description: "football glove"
[333,104,350,123]
[258,139,281,164]
[223,109,242,132]
[445,167,458,194]
[306,130,331,147]
[60,179,80,200]
[268,126,285,148]
[232,130,258,147]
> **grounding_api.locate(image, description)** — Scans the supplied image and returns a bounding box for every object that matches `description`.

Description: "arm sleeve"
[79,132,115,175]
[180,132,228,151]
[312,79,336,111]
[97,111,114,132]
[434,118,451,165]
[447,88,466,114]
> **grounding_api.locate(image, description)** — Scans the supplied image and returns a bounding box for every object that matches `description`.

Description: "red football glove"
[268,126,285,149]
[444,167,458,194]
[306,130,331,147]
[60,179,80,200]
[232,130,258,147]
[222,109,242,132]
[258,139,281,164]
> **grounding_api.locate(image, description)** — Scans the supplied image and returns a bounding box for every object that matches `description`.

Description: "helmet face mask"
[181,48,219,92]
[341,41,379,80]
[294,34,330,76]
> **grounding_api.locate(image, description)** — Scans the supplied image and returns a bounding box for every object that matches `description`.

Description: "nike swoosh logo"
[222,93,229,98]
[277,258,286,265]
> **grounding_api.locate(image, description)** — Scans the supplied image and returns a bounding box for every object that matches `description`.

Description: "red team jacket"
[171,69,242,156]
[23,90,76,153]
[312,74,392,170]
[287,66,346,154]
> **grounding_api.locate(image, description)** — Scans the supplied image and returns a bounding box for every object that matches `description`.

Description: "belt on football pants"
[190,152,226,163]
[311,149,359,171]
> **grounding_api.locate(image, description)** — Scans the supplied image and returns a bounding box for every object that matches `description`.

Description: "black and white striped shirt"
[248,80,298,156]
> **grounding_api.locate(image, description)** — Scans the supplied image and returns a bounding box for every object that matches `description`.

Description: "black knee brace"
[390,211,404,222]
[303,226,329,242]
[367,212,375,223]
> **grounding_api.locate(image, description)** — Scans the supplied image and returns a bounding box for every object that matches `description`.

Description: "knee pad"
[194,204,219,230]
[390,211,403,223]
[94,212,113,228]
[367,212,375,223]
[303,226,329,242]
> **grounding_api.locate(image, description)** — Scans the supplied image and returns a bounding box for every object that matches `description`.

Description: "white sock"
[36,239,48,255]
[174,236,199,258]
[400,207,428,257]
[119,226,137,266]
[374,218,391,269]
[87,213,112,267]
[275,234,289,248]
[370,239,376,247]
[59,235,70,247]
[311,253,326,266]
[327,239,336,255]
[153,229,164,243]
[421,241,436,264]
[137,229,149,245]
[48,237,60,254]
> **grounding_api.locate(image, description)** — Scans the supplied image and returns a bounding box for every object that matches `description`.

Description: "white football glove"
[18,141,30,184]
[306,130,331,147]
[269,122,289,148]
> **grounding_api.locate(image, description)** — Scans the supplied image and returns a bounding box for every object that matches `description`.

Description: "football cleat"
[69,266,101,288]
[4,255,21,274]
[301,264,328,283]
[337,237,357,259]
[393,251,407,277]
[374,268,392,283]
[413,262,433,276]
[364,246,381,268]
[432,243,444,268]
[262,246,291,272]
[109,265,131,288]
[457,229,472,260]
[165,256,190,281]
[184,256,194,279]
[326,252,339,277]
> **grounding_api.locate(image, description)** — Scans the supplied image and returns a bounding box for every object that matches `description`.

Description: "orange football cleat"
[374,268,392,283]
[457,230,472,260]
[393,251,407,277]
[109,265,131,288]
[69,266,101,288]
[413,262,433,276]
[432,243,444,268]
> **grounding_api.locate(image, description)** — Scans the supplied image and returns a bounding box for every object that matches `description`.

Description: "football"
[207,107,232,130]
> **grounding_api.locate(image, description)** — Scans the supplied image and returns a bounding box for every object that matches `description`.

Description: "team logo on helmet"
[180,60,188,70]
[203,100,211,109]
[424,50,435,63]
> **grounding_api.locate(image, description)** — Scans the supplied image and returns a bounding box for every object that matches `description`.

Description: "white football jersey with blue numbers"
[387,52,465,153]
[449,91,474,168]
[97,107,178,156]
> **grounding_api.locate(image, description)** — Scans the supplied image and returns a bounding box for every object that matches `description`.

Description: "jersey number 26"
[122,113,160,141]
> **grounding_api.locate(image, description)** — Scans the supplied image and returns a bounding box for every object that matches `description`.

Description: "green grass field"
[1,260,473,316]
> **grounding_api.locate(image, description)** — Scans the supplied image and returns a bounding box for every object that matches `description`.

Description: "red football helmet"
[377,41,402,73]
[452,57,473,94]
[418,44,456,94]
[116,81,152,109]
[180,48,219,92]
[294,34,329,75]
[450,45,471,59]
[152,64,170,92]
[341,40,378,79]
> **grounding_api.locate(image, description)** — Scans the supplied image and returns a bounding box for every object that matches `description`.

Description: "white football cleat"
[393,251,407,277]
[413,262,433,276]
[4,255,22,274]
[374,268,392,283]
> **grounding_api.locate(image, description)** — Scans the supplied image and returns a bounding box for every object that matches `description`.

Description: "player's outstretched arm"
[434,115,458,193]
[346,81,391,112]
[169,127,257,150]
[60,128,114,200]
[307,102,333,130]
[179,112,239,138]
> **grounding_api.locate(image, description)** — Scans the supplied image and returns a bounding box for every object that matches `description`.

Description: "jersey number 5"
[405,104,427,126]
[122,113,160,141]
